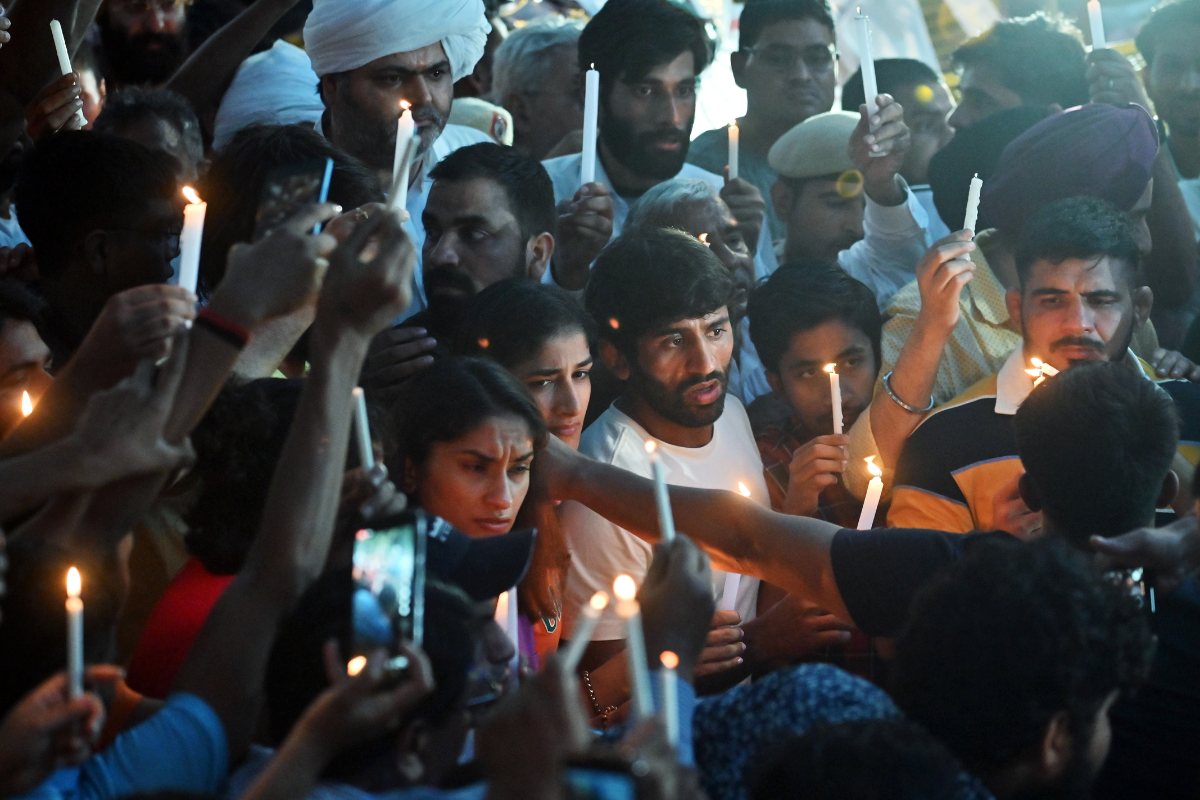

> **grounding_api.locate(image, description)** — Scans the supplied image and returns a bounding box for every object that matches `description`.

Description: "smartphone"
[351,508,428,672]
[252,157,334,241]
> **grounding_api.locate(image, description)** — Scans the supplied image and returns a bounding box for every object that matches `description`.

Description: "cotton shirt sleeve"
[836,179,930,310]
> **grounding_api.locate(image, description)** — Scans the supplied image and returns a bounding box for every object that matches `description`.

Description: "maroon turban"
[978,103,1159,236]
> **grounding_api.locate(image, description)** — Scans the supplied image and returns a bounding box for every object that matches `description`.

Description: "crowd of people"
[1,0,1200,798]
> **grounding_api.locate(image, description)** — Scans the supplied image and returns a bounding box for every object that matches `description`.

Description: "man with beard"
[364,142,553,387]
[887,196,1200,535]
[541,0,770,292]
[303,0,493,317]
[561,228,851,693]
[96,0,191,88]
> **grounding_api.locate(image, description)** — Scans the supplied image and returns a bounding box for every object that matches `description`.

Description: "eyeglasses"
[743,44,837,75]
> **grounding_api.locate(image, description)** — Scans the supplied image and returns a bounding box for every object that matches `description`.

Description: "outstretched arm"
[539,436,849,621]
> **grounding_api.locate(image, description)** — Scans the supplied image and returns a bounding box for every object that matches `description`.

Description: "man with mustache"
[560,228,853,696]
[540,0,770,292]
[96,0,190,88]
[887,196,1200,535]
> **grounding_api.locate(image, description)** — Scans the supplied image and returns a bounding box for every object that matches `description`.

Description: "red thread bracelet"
[195,307,251,348]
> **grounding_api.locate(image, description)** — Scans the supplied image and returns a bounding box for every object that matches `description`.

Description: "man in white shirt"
[562,227,852,690]
[541,0,769,291]
[304,0,494,317]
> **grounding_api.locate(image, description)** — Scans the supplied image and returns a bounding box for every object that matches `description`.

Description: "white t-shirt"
[561,397,770,641]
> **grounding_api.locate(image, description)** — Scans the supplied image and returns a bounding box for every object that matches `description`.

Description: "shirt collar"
[965,231,1012,327]
[995,346,1155,416]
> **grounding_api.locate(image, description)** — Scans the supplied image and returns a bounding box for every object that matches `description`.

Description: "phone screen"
[351,510,427,664]
[253,157,333,240]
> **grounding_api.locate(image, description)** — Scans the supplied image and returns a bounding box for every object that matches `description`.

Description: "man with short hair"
[362,143,557,395]
[489,18,584,162]
[687,0,837,243]
[96,0,191,88]
[541,0,769,291]
[947,13,1090,131]
[13,131,193,364]
[887,196,1200,534]
[842,58,956,242]
[0,279,52,439]
[93,87,203,180]
[562,227,850,692]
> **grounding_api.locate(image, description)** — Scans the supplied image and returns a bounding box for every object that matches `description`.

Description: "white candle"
[560,591,609,671]
[178,186,206,295]
[392,101,415,191]
[824,364,843,434]
[50,21,87,128]
[614,574,654,719]
[494,587,522,684]
[718,573,740,611]
[66,567,83,699]
[855,10,878,118]
[727,122,739,181]
[963,173,983,234]
[580,65,600,186]
[643,441,676,543]
[659,651,679,747]
[857,457,883,530]
[1087,1,1106,50]
[352,387,374,471]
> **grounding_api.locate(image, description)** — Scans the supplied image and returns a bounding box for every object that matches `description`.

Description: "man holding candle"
[687,0,838,245]
[0,279,53,439]
[541,0,770,292]
[888,197,1200,535]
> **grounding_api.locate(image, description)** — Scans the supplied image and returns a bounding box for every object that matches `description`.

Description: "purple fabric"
[979,103,1159,237]
[519,615,539,673]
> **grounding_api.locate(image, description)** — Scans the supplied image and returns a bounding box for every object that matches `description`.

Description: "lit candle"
[659,651,679,747]
[20,390,32,417]
[49,21,87,128]
[392,101,415,192]
[643,441,676,543]
[1087,0,1106,50]
[580,64,600,186]
[494,587,522,686]
[561,591,609,672]
[963,173,983,234]
[346,655,367,676]
[352,387,374,471]
[1025,357,1060,388]
[65,567,83,699]
[857,457,883,530]
[178,186,206,295]
[614,574,654,719]
[824,364,843,434]
[727,121,739,181]
[855,10,879,119]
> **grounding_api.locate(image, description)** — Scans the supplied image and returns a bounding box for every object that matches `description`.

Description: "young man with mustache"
[887,196,1200,535]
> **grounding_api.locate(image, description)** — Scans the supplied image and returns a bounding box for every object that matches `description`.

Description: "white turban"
[212,40,324,151]
[304,0,490,81]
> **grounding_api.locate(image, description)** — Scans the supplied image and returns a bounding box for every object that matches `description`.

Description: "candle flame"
[1025,358,1060,387]
[66,567,81,598]
[644,440,657,454]
[608,317,619,330]
[477,337,489,349]
[698,233,708,244]
[181,186,201,204]
[613,574,637,601]
[20,390,31,417]
[660,651,679,669]
[865,456,882,479]
[346,655,367,676]
[824,363,837,374]
[737,481,751,498]
[729,121,738,132]
[590,591,610,611]
[400,100,411,111]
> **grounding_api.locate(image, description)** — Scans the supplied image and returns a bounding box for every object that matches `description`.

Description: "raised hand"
[71,332,195,485]
[1090,516,1200,594]
[915,231,977,335]
[25,73,85,142]
[639,535,717,683]
[1086,48,1153,110]
[991,473,1041,540]
[360,326,438,402]
[849,93,911,207]
[1149,349,1200,382]
[0,666,123,799]
[783,434,850,518]
[741,593,851,671]
[208,203,340,331]
[552,182,614,291]
[719,178,765,257]
[695,609,745,678]
[72,284,197,381]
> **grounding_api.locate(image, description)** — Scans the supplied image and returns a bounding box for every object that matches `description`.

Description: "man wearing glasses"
[687,0,838,244]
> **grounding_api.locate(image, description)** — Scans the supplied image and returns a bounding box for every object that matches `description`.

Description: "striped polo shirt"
[887,348,1200,533]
